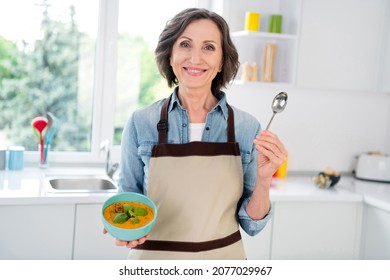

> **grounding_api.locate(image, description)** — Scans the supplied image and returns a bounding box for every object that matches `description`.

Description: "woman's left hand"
[253,130,288,180]
[102,227,149,248]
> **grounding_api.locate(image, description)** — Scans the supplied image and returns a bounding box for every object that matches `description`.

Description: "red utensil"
[31,116,48,164]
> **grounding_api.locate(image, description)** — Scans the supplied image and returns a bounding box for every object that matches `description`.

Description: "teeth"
[187,68,203,73]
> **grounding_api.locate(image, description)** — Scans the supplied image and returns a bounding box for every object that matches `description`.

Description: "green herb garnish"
[113,213,129,224]
[113,203,148,224]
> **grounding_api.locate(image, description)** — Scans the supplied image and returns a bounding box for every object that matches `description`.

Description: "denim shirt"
[118,88,272,236]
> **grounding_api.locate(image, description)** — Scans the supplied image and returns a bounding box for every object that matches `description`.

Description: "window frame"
[24,0,118,166]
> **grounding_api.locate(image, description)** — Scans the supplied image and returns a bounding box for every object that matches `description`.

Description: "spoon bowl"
[265,92,288,130]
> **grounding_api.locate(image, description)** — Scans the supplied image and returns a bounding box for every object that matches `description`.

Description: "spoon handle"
[265,112,276,130]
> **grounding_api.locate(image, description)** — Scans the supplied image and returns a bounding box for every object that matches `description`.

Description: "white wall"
[226,85,390,173]
[222,0,390,173]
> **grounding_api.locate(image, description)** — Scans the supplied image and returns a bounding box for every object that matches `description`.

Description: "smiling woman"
[0,0,200,164]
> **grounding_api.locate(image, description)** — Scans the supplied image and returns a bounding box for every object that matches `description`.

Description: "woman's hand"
[253,130,287,180]
[102,228,149,248]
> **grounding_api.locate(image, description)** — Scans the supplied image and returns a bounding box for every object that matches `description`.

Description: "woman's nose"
[189,49,202,64]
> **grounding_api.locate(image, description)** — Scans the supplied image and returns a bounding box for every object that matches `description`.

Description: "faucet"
[100,140,119,179]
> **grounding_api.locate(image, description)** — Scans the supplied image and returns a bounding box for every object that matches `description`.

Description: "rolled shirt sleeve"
[238,198,273,236]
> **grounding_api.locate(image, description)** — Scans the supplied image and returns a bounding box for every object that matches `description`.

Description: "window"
[0,0,203,165]
[0,0,99,162]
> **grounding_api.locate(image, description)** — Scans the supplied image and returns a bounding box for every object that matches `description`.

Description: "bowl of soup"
[102,192,157,241]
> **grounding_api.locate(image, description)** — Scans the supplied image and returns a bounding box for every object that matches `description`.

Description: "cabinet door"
[362,205,390,259]
[0,204,74,260]
[241,220,272,260]
[297,0,387,91]
[73,204,129,260]
[271,201,362,259]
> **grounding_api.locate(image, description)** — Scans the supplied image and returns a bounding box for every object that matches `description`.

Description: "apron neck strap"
[227,105,235,142]
[157,95,170,144]
[157,94,236,144]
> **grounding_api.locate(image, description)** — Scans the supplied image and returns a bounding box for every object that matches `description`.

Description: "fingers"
[115,239,138,248]
[137,234,150,245]
[104,226,150,248]
[115,234,151,248]
[254,131,287,179]
[254,130,287,162]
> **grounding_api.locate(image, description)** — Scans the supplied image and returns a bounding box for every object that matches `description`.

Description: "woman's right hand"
[102,228,149,248]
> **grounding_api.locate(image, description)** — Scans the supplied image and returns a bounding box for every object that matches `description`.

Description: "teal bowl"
[102,192,157,241]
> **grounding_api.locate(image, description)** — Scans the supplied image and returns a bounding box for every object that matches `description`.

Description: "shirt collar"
[168,87,229,120]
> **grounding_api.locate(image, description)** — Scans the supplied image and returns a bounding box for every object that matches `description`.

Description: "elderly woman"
[107,8,287,260]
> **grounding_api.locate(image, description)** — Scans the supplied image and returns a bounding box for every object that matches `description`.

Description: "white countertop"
[0,167,114,205]
[0,168,389,211]
[269,175,390,212]
[335,176,390,212]
[269,176,362,202]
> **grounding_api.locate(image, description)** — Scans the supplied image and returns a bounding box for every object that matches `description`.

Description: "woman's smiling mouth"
[184,67,206,76]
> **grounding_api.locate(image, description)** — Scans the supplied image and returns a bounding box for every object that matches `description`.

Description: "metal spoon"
[265,92,288,130]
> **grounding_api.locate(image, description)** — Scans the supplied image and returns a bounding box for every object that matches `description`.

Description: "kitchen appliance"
[354,152,390,183]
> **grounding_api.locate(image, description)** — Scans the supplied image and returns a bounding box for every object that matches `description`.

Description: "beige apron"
[128,95,246,259]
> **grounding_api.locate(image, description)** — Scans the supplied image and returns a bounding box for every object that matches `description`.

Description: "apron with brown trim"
[128,95,246,259]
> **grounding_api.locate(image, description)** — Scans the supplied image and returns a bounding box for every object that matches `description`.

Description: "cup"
[268,14,283,33]
[245,12,260,32]
[0,146,6,170]
[8,146,25,170]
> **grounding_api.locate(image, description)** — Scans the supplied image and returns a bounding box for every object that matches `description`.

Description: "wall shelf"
[231,30,297,41]
[227,0,303,86]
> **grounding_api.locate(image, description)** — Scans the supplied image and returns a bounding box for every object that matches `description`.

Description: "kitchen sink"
[45,175,118,193]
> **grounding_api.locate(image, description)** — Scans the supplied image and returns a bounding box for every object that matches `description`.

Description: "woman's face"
[170,19,223,92]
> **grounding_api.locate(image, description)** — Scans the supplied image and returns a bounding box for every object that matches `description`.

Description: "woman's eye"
[179,41,190,48]
[204,44,216,51]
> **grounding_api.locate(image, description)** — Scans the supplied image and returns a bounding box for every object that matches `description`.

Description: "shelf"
[227,0,302,86]
[231,30,297,41]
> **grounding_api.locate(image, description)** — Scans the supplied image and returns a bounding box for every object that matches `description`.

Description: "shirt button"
[205,127,210,131]
[182,123,187,127]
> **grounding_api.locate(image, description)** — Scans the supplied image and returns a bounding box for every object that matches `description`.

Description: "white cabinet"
[73,204,129,260]
[270,201,362,259]
[361,204,390,259]
[225,0,302,86]
[241,217,272,260]
[0,204,75,260]
[296,0,387,92]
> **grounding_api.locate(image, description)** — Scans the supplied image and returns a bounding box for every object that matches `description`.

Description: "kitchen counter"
[1,167,389,260]
[0,167,114,205]
[337,177,390,212]
[269,176,363,202]
[0,168,389,212]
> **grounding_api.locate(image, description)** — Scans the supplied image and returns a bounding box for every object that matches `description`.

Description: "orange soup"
[103,201,154,229]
